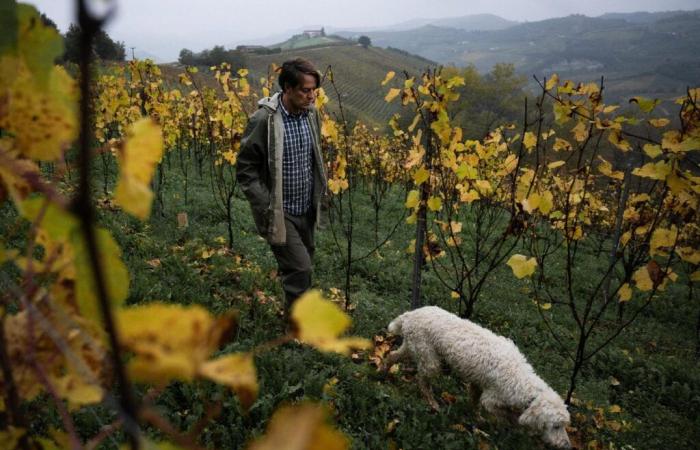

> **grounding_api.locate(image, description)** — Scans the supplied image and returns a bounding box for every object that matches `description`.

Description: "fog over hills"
[332,10,700,101]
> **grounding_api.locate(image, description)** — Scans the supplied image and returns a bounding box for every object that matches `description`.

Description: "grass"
[2,154,699,449]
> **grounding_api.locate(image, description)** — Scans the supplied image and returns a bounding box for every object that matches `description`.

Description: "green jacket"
[236,92,327,245]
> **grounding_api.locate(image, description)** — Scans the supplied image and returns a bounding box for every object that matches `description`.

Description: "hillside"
[343,11,700,101]
[246,44,433,126]
[161,44,434,127]
[273,34,352,50]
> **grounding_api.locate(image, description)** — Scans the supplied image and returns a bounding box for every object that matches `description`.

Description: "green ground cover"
[2,157,698,449]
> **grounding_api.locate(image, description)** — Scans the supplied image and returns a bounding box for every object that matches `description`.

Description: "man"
[236,58,326,317]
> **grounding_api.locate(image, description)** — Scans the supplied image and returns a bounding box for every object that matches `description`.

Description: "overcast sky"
[27,0,700,61]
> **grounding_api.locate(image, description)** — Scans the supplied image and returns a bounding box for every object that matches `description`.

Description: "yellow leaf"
[539,191,554,215]
[545,74,559,91]
[680,136,700,152]
[618,283,632,302]
[291,291,371,355]
[553,137,571,152]
[506,254,537,279]
[553,102,572,124]
[609,404,622,413]
[522,193,540,214]
[4,63,78,161]
[321,119,339,142]
[661,130,683,152]
[648,118,670,128]
[117,304,233,384]
[650,227,677,256]
[643,144,663,159]
[0,427,25,450]
[381,71,395,86]
[385,88,401,103]
[405,190,420,209]
[548,161,565,170]
[327,178,348,195]
[474,180,492,195]
[115,118,164,219]
[460,189,480,203]
[430,110,452,144]
[427,196,442,211]
[54,374,104,410]
[571,121,589,142]
[237,68,249,77]
[632,266,653,291]
[408,113,421,132]
[120,439,185,450]
[690,271,700,282]
[413,166,430,185]
[539,303,552,310]
[608,131,631,152]
[199,353,258,409]
[446,76,465,88]
[523,132,537,151]
[598,157,624,180]
[632,161,671,181]
[676,247,700,265]
[451,291,460,299]
[247,403,349,450]
[620,231,632,246]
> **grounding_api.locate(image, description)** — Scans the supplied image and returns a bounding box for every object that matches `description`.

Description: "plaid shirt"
[279,96,314,216]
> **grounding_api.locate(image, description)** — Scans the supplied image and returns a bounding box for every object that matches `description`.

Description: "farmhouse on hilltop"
[302,27,325,38]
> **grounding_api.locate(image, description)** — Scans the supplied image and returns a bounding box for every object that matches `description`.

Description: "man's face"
[283,73,317,113]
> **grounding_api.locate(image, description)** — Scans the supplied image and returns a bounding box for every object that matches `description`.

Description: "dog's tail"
[388,315,404,335]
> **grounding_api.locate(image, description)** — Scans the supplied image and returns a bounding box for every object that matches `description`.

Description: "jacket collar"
[257,91,281,112]
[258,91,315,118]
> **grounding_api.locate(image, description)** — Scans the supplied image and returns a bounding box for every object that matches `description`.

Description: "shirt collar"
[279,92,309,119]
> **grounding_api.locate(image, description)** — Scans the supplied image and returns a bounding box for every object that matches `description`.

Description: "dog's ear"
[518,398,543,430]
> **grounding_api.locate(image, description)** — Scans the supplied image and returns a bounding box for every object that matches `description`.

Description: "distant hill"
[378,14,516,32]
[599,10,693,23]
[343,11,700,101]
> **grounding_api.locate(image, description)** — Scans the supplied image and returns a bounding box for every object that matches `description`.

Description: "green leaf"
[629,96,660,113]
[72,227,130,322]
[0,0,18,55]
[17,4,64,87]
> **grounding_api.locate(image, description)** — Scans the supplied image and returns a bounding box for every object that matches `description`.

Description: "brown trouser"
[270,208,315,316]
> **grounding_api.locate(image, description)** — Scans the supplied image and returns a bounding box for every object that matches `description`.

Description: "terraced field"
[243,44,434,127]
[159,44,434,127]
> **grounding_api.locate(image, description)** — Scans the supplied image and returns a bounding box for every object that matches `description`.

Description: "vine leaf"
[247,403,348,450]
[115,118,164,220]
[291,290,371,355]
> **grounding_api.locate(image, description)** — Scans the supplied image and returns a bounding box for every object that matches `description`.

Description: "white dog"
[383,306,571,449]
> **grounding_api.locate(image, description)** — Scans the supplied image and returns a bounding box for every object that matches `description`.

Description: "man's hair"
[278,58,320,91]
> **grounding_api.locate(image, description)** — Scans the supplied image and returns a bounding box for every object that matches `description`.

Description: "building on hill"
[303,27,325,38]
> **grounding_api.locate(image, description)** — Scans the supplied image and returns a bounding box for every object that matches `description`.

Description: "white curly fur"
[385,306,571,449]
